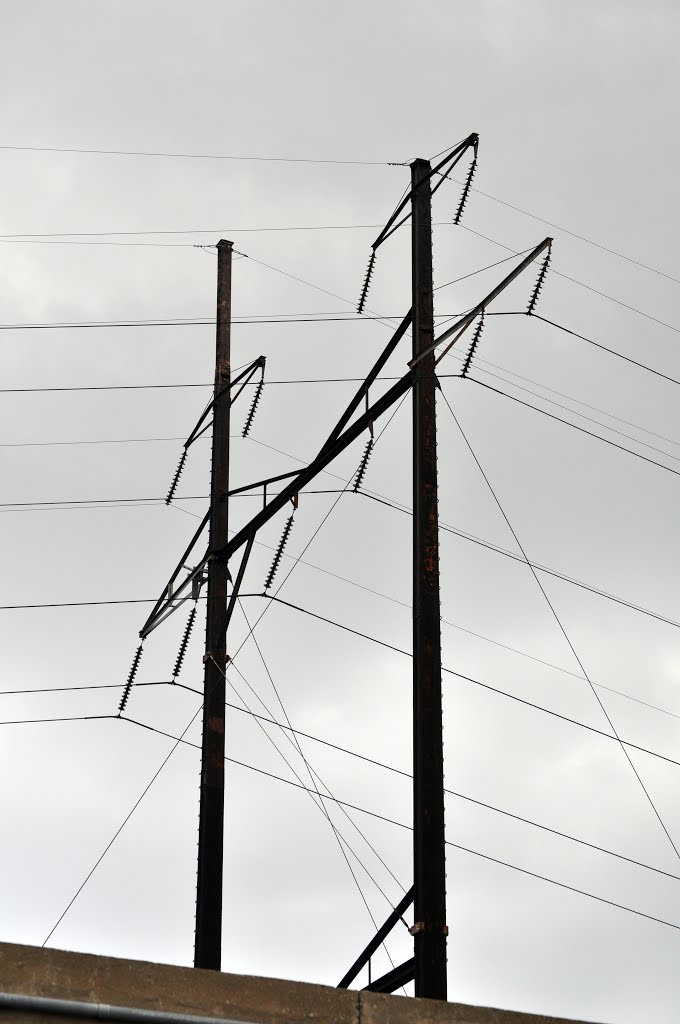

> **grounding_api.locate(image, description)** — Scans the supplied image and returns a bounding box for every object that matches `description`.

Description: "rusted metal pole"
[194,239,232,970]
[411,159,447,999]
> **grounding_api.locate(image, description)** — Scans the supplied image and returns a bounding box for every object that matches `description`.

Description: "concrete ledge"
[0,942,601,1024]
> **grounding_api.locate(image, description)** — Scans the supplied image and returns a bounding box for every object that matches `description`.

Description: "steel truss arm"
[217,365,416,564]
[408,237,553,369]
[322,310,412,450]
[372,135,478,251]
[225,532,255,631]
[140,312,417,638]
[363,958,415,994]
[338,886,414,989]
[140,511,210,638]
[184,357,265,451]
[141,366,415,637]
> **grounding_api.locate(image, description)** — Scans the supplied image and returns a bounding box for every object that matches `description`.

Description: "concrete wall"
[0,942,602,1024]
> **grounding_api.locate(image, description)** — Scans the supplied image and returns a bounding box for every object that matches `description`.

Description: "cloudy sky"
[1,2,679,1022]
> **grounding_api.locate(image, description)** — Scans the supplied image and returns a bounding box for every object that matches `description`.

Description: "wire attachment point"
[527,242,552,315]
[357,250,377,314]
[119,644,143,713]
[461,312,485,378]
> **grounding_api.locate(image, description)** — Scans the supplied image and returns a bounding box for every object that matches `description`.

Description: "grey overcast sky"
[1,3,679,1022]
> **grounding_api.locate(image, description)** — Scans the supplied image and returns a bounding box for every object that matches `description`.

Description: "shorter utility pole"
[194,238,232,971]
[411,158,447,1000]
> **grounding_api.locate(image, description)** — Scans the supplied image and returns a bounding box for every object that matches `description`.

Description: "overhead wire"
[442,388,680,862]
[530,313,680,389]
[40,702,205,947]
[467,378,680,482]
[458,225,680,337]
[458,367,680,466]
[446,345,680,452]
[231,608,407,911]
[256,593,680,774]
[0,312,458,331]
[6,428,680,630]
[223,656,408,983]
[0,144,395,165]
[117,715,680,937]
[216,654,403,959]
[10,677,680,886]
[450,178,680,286]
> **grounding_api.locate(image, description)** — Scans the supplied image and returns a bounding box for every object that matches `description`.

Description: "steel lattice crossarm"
[138,237,550,643]
[371,134,478,251]
[357,135,479,313]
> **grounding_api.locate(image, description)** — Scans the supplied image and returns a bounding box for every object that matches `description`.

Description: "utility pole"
[194,238,232,970]
[411,160,447,999]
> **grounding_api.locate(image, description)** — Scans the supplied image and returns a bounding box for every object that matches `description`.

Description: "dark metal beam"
[225,533,255,631]
[337,886,414,989]
[322,310,412,451]
[411,158,447,1001]
[194,238,233,970]
[363,958,415,994]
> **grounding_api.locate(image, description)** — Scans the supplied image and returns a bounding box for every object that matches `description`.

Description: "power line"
[530,313,680,388]
[0,223,392,239]
[459,226,680,336]
[0,314,409,330]
[5,363,676,459]
[468,378,680,482]
[38,395,406,950]
[448,841,680,935]
[222,660,405,954]
[0,435,200,449]
[0,714,113,726]
[0,597,160,610]
[0,681,171,697]
[259,593,680,774]
[40,704,204,947]
[358,490,680,632]
[440,388,680,862]
[119,715,680,937]
[0,144,395,165]
[9,678,680,888]
[455,347,680,452]
[442,176,680,287]
[3,136,676,286]
[5,466,679,632]
[120,706,680,887]
[461,364,680,466]
[0,312,464,332]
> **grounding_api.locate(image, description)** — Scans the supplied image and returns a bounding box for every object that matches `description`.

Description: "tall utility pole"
[194,238,232,970]
[411,160,447,999]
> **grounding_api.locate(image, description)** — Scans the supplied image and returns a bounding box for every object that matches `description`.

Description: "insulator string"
[461,312,485,378]
[118,644,143,713]
[353,439,374,493]
[527,243,552,315]
[172,605,197,679]
[357,250,377,314]
[454,157,477,225]
[264,515,295,590]
[165,448,187,505]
